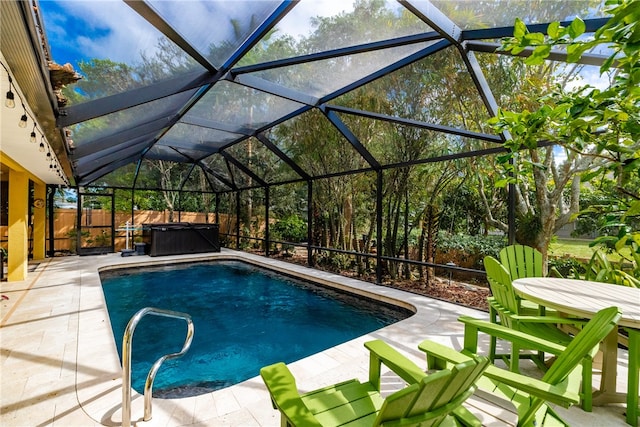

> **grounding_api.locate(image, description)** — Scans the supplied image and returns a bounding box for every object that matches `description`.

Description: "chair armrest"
[481,365,581,407]
[458,316,567,355]
[418,339,475,371]
[509,315,587,325]
[418,340,580,408]
[364,340,426,388]
[260,363,323,427]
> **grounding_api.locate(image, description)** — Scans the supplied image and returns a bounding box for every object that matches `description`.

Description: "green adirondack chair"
[499,244,545,280]
[498,244,564,304]
[483,256,584,373]
[419,306,622,426]
[485,255,539,317]
[260,339,490,427]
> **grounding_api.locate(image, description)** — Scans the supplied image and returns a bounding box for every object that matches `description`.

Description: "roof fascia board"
[326,105,502,143]
[3,1,71,179]
[124,0,216,73]
[17,0,58,115]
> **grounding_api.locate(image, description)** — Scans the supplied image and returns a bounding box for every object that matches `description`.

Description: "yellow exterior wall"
[2,153,48,281]
[7,169,28,281]
[32,182,46,259]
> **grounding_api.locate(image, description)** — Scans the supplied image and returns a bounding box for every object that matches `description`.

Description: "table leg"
[591,327,639,427]
[602,327,620,394]
[593,328,626,406]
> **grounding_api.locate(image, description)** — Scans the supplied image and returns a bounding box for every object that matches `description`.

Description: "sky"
[40,0,176,66]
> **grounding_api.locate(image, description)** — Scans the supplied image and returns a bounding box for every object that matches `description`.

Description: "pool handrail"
[122,307,194,427]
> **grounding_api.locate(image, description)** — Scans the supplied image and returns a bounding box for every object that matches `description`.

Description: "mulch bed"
[390,277,490,312]
[263,250,490,312]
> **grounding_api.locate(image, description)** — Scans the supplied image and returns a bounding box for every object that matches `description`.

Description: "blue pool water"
[100,260,411,397]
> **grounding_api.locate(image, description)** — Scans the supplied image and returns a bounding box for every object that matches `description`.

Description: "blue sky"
[39,0,170,67]
[39,1,94,66]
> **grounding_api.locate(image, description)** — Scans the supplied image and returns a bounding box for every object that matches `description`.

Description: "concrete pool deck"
[0,250,631,426]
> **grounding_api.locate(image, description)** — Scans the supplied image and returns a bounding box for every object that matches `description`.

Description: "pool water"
[100,260,411,397]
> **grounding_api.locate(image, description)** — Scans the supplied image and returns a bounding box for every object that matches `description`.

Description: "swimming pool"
[100,260,412,397]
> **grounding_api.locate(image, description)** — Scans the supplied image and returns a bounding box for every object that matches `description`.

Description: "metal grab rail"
[122,307,194,427]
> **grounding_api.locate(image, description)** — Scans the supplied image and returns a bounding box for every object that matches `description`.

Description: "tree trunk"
[424,204,440,282]
[417,216,426,281]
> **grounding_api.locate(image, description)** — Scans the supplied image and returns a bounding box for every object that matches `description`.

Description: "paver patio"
[0,250,630,426]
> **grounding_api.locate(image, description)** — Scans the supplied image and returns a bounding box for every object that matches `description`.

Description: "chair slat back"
[543,306,621,385]
[484,256,520,320]
[518,306,622,426]
[374,356,489,427]
[500,244,544,279]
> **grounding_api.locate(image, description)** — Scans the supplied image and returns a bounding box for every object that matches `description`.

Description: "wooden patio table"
[512,277,640,426]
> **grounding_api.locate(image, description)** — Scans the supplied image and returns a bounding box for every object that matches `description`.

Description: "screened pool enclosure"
[37,0,613,284]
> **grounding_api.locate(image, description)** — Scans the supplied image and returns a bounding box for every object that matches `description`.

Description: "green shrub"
[272,215,307,255]
[316,251,354,272]
[272,215,307,243]
[436,232,506,269]
[548,255,585,278]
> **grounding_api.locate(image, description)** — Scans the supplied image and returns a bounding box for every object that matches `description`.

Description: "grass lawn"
[549,238,624,262]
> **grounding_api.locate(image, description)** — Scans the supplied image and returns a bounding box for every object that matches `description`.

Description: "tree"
[492,0,640,285]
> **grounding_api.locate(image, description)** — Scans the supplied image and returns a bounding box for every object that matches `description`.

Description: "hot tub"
[142,223,220,256]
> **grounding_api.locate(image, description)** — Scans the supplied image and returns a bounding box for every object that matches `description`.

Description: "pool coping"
[76,249,488,426]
